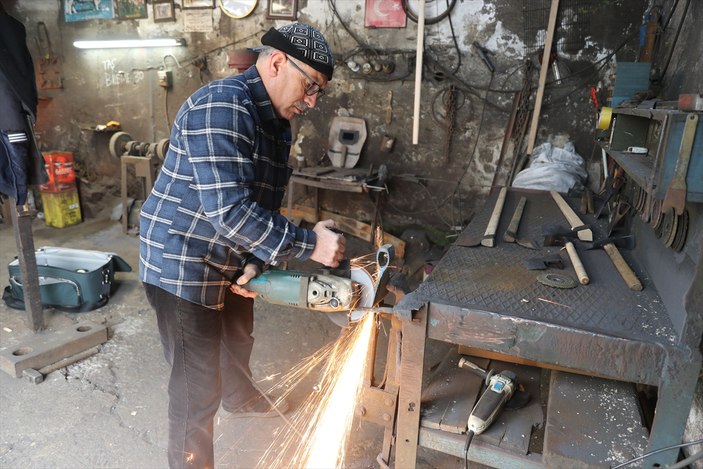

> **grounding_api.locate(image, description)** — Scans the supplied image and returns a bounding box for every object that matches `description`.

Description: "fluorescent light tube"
[73,38,186,49]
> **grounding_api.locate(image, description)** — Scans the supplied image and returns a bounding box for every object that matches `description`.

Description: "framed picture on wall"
[182,0,214,8]
[116,0,148,19]
[153,0,176,22]
[64,0,114,22]
[266,0,297,20]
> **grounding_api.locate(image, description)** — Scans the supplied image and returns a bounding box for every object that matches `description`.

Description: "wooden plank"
[526,0,560,155]
[0,322,108,377]
[458,345,617,381]
[544,371,648,468]
[419,427,544,469]
[394,306,428,468]
[281,206,406,259]
[289,175,366,193]
[550,190,593,241]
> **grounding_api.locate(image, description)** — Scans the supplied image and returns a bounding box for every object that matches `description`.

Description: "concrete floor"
[0,198,465,469]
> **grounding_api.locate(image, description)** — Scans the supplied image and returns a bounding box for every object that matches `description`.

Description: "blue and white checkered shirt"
[139,67,316,310]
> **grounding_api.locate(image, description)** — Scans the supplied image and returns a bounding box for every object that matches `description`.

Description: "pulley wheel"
[672,209,689,253]
[537,272,577,289]
[108,131,133,158]
[661,208,678,248]
[649,199,663,230]
[154,138,170,160]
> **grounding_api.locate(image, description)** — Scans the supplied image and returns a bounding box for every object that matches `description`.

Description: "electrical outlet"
[157,70,172,89]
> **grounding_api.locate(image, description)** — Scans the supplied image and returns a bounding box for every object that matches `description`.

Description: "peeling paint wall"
[14,0,642,233]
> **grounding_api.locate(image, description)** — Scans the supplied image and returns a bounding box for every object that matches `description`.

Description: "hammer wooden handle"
[603,243,642,291]
[482,186,507,247]
[504,196,527,243]
[550,191,593,242]
[565,241,589,285]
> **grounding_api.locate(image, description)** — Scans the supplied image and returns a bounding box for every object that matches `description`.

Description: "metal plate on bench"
[409,188,676,345]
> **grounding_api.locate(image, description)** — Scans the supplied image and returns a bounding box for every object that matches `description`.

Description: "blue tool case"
[3,246,131,312]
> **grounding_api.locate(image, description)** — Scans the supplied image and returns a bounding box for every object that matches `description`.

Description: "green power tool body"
[243,269,356,312]
[203,244,394,320]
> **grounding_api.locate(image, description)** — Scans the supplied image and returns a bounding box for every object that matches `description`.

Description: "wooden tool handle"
[550,191,593,242]
[565,241,589,285]
[504,196,527,242]
[603,243,642,291]
[482,187,508,247]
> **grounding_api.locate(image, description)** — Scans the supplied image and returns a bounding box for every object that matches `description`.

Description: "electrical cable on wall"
[610,438,703,468]
[401,0,458,24]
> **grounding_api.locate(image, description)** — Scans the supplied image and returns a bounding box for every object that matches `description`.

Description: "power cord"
[464,429,475,469]
[611,438,703,468]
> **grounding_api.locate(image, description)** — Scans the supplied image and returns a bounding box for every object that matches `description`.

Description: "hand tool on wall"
[662,113,698,215]
[482,186,508,247]
[550,191,593,241]
[472,41,495,73]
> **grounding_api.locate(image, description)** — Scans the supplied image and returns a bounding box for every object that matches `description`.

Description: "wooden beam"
[526,0,560,155]
[412,0,426,145]
[281,206,405,259]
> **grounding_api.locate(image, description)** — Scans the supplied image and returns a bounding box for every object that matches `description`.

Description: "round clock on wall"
[219,0,257,18]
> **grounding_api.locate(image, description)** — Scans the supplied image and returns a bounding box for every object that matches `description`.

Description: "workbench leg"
[10,201,44,332]
[287,180,295,217]
[394,306,428,468]
[120,157,128,234]
[312,187,319,223]
[377,318,402,467]
[645,349,702,467]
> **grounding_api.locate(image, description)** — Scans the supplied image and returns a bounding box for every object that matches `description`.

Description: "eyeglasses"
[286,55,325,98]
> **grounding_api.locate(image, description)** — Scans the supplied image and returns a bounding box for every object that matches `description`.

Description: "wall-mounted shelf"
[601,106,703,203]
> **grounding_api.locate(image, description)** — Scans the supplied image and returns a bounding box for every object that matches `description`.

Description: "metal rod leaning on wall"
[412,0,426,145]
[525,0,560,155]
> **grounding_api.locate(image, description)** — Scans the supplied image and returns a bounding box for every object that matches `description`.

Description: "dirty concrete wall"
[15,0,643,231]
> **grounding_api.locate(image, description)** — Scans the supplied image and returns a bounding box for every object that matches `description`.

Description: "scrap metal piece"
[524,254,563,271]
[537,273,577,289]
[662,113,698,215]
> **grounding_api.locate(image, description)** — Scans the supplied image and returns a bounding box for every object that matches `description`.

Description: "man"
[139,23,345,468]
[0,1,47,207]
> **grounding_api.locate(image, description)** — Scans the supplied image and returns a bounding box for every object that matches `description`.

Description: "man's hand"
[229,262,261,298]
[309,219,346,267]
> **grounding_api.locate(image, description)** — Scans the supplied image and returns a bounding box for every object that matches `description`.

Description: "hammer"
[543,230,589,285]
[587,235,641,291]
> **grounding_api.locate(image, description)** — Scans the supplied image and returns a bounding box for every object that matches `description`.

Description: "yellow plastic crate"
[40,188,82,228]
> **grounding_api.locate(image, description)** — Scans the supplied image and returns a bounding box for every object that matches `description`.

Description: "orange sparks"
[257,313,377,468]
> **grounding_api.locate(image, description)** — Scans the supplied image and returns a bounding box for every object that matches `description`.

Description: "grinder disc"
[327,266,375,327]
[537,272,578,289]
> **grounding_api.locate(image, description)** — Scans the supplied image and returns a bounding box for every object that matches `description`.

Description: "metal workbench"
[391,187,702,468]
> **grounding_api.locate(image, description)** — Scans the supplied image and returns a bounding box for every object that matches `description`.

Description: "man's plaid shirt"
[139,67,316,310]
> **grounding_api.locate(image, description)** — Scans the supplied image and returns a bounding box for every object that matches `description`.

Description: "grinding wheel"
[108,131,133,158]
[327,266,375,327]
